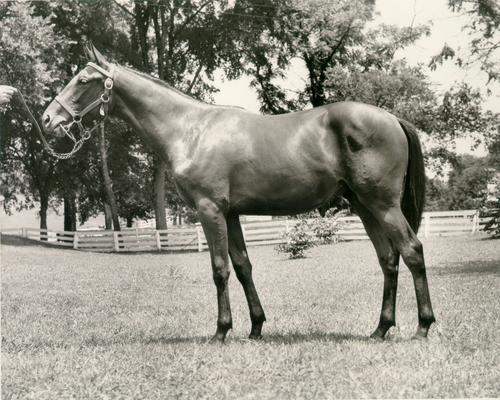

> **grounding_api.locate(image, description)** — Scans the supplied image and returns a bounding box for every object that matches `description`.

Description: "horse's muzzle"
[52,125,67,138]
[41,111,66,137]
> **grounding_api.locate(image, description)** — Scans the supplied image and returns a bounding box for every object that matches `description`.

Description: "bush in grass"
[276,218,315,259]
[311,210,346,244]
[276,210,347,258]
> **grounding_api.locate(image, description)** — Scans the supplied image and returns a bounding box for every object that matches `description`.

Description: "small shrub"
[276,219,315,259]
[310,211,345,244]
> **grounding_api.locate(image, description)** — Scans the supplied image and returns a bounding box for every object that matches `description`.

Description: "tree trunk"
[153,158,168,230]
[63,194,77,231]
[99,124,121,231]
[126,216,133,228]
[103,202,113,230]
[134,1,151,71]
[39,194,48,240]
[63,197,71,231]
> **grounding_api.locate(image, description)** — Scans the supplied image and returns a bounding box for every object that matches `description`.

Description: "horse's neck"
[112,66,205,162]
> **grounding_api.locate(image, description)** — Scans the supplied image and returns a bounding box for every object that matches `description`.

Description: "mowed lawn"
[1,234,499,399]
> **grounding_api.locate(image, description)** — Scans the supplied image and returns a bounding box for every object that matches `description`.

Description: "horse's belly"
[229,172,342,215]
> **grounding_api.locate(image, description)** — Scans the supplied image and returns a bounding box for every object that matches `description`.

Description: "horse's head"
[42,44,115,139]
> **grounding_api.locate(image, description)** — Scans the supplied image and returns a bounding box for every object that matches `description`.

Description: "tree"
[225,0,430,114]
[288,0,376,108]
[326,61,436,130]
[106,121,154,228]
[0,2,67,231]
[444,155,494,210]
[218,0,302,114]
[430,0,500,83]
[483,127,500,237]
[425,177,449,211]
[428,83,500,173]
[98,124,121,231]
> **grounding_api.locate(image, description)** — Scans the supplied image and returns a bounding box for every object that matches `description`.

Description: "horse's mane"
[122,65,247,111]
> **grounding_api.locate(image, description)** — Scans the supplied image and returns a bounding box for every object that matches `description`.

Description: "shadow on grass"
[4,331,377,353]
[142,331,370,346]
[143,336,210,345]
[260,331,370,344]
[434,260,499,276]
[0,234,56,248]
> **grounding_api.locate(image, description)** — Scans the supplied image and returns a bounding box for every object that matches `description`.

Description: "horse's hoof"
[369,334,385,342]
[369,329,386,341]
[411,333,428,341]
[248,333,263,341]
[412,325,431,340]
[208,334,226,344]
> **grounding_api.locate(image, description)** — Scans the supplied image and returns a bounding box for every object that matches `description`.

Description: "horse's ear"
[84,42,95,62]
[85,42,109,67]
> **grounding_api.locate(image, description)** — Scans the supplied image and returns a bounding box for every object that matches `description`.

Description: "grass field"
[1,234,499,399]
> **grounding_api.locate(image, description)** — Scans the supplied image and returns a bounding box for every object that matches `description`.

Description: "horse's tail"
[398,118,426,233]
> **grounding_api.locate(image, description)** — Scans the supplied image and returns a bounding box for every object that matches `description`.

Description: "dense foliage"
[276,213,345,258]
[276,218,316,259]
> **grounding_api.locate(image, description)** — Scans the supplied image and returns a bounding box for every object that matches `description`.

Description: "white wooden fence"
[0,210,486,253]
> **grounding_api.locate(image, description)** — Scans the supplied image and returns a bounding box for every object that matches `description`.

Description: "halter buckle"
[104,78,113,90]
[101,94,110,103]
[73,114,81,122]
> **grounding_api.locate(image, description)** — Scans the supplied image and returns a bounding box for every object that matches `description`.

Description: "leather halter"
[14,62,114,160]
[54,62,115,144]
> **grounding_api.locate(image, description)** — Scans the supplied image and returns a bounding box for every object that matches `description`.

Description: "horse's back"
[227,101,406,152]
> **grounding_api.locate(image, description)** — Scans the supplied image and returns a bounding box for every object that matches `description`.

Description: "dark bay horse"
[42,45,435,342]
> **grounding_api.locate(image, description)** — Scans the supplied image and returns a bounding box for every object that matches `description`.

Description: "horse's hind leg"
[227,213,266,339]
[350,198,400,339]
[366,204,436,339]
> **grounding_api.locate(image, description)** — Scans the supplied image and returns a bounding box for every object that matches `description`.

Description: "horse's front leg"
[197,198,232,343]
[227,213,266,339]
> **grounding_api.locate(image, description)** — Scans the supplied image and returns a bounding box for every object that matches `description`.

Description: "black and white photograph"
[1,0,499,398]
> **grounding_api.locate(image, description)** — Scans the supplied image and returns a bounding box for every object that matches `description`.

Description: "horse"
[42,44,435,343]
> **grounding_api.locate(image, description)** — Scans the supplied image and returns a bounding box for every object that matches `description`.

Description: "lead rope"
[14,91,92,160]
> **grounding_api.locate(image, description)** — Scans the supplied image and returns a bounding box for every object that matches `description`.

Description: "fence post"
[241,224,247,242]
[113,232,119,252]
[471,211,479,234]
[285,219,290,233]
[196,225,203,252]
[73,231,79,249]
[21,227,27,238]
[155,230,161,251]
[424,213,430,238]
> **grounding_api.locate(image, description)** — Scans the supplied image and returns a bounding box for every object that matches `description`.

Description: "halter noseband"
[51,62,115,158]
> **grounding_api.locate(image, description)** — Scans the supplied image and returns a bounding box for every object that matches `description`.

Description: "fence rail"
[1,210,489,253]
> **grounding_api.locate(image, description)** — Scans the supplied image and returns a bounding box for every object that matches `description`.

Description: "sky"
[1,0,498,230]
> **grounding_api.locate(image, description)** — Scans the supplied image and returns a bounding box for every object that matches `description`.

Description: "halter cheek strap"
[54,62,115,139]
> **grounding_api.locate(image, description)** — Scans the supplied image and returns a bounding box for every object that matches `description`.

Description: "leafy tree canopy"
[430,0,500,83]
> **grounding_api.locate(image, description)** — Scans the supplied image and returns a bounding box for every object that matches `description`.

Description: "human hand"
[0,85,18,105]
